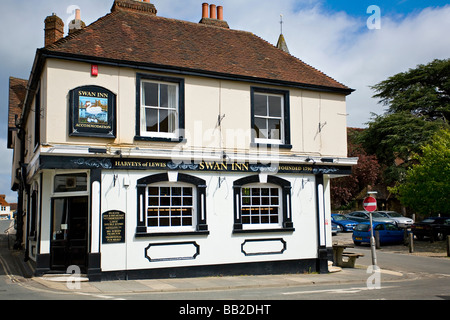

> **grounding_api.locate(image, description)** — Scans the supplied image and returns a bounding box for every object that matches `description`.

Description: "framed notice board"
[102,211,126,244]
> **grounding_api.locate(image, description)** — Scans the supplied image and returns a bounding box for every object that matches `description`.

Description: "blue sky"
[320,0,450,17]
[1,0,450,202]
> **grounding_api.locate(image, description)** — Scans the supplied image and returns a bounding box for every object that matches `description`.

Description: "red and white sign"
[363,196,377,212]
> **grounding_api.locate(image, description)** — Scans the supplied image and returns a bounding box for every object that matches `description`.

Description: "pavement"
[0,225,447,296]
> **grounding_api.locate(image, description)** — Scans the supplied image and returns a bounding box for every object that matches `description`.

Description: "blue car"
[353,222,408,246]
[331,213,358,232]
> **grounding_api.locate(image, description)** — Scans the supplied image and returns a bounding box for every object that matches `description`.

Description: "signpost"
[363,195,378,266]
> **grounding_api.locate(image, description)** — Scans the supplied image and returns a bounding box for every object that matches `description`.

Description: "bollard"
[409,233,414,253]
[447,236,450,258]
[375,231,381,249]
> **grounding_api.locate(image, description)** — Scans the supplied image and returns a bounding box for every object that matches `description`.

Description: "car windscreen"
[387,212,403,217]
[333,215,346,221]
[355,224,371,232]
[372,212,384,218]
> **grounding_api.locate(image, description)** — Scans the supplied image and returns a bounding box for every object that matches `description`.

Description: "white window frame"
[240,184,283,230]
[145,182,197,233]
[140,79,179,139]
[253,92,285,145]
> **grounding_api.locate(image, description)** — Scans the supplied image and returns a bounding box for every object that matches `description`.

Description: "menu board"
[102,211,125,244]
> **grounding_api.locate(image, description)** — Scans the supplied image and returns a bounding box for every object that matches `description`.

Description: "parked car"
[331,213,358,232]
[332,222,342,236]
[412,217,450,241]
[345,211,396,224]
[353,222,408,246]
[376,211,414,228]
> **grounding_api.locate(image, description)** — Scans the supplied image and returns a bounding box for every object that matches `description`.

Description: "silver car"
[345,211,397,225]
[376,211,414,228]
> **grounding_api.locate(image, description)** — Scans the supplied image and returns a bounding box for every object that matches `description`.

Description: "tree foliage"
[371,58,450,122]
[331,128,380,209]
[358,112,445,185]
[389,129,450,217]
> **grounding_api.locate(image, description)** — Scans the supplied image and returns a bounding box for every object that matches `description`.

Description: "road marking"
[282,285,399,296]
[76,292,126,300]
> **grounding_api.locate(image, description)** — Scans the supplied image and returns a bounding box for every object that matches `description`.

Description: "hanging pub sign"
[69,85,116,138]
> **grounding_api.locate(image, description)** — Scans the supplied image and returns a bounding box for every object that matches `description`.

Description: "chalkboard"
[102,211,125,244]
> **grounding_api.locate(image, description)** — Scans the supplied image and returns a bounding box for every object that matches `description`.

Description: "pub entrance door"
[50,197,89,273]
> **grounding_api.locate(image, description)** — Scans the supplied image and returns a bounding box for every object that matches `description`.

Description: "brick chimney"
[112,0,157,15]
[44,13,64,47]
[68,9,86,35]
[199,3,229,29]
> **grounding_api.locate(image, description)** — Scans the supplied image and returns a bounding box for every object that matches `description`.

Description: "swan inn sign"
[69,85,117,139]
[39,155,352,175]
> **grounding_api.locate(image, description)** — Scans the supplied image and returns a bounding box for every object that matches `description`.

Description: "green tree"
[358,112,444,185]
[389,129,450,217]
[360,59,450,185]
[372,58,450,122]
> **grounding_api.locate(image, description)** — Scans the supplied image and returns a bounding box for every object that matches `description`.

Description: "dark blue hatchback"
[353,222,407,246]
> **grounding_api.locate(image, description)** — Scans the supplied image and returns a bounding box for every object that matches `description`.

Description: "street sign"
[363,196,377,212]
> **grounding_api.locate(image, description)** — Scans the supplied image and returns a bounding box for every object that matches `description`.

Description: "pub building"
[8,0,356,281]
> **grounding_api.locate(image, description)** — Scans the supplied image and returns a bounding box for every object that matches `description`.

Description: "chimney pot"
[75,8,81,20]
[210,4,217,19]
[202,3,209,19]
[217,6,223,20]
[69,8,86,35]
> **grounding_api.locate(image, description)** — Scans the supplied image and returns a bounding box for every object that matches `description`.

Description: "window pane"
[160,84,169,108]
[172,197,182,206]
[143,82,158,107]
[254,118,267,139]
[252,189,261,196]
[160,187,170,196]
[254,94,267,116]
[183,188,193,196]
[159,109,169,133]
[160,196,170,206]
[147,208,159,217]
[145,108,158,132]
[268,119,281,140]
[148,197,159,206]
[168,110,177,133]
[183,196,193,206]
[54,173,88,193]
[268,96,282,117]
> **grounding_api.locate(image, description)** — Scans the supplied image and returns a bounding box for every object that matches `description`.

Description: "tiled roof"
[0,195,9,207]
[42,1,352,93]
[8,77,27,129]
